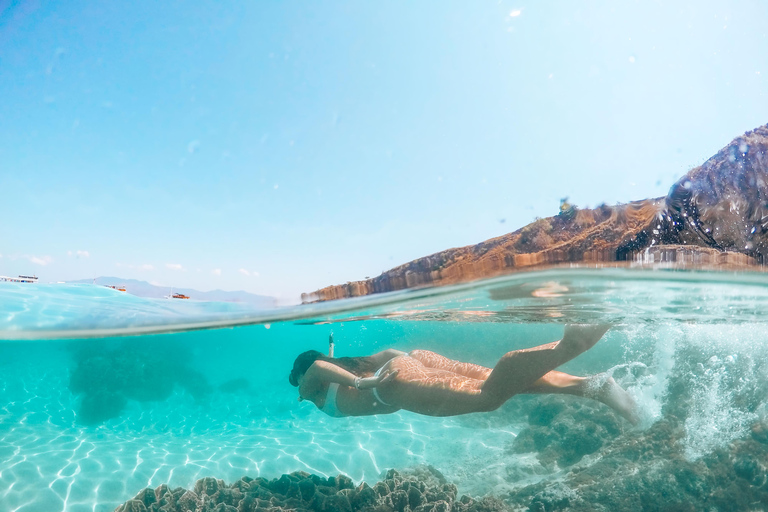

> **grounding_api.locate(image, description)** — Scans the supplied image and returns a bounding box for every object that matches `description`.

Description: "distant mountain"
[68,277,275,306]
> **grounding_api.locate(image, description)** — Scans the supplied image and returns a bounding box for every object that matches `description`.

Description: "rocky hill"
[304,124,768,302]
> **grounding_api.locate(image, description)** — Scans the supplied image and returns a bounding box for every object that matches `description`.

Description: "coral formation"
[114,466,507,512]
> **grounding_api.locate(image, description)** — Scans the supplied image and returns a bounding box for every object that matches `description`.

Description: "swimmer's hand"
[356,370,398,389]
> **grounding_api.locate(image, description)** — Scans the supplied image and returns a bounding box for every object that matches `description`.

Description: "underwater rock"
[219,377,252,394]
[528,483,576,512]
[501,414,768,512]
[750,420,768,444]
[78,388,128,425]
[304,124,768,302]
[113,465,510,512]
[509,396,624,469]
[527,401,566,427]
[177,368,213,402]
[69,341,213,425]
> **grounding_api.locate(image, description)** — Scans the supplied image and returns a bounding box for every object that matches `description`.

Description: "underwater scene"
[4,268,768,512]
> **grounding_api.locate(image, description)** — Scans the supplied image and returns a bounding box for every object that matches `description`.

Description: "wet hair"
[288,350,381,387]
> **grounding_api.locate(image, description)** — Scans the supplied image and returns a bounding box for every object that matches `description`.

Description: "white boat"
[0,275,38,283]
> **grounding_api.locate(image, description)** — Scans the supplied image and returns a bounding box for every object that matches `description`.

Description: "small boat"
[164,288,190,299]
[0,275,38,283]
[105,285,127,292]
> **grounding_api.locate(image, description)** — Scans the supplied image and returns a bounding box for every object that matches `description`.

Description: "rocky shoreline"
[303,124,768,302]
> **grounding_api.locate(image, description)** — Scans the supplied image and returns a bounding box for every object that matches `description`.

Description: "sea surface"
[2,268,768,511]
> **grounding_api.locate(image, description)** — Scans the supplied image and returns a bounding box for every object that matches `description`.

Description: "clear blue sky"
[1,1,767,300]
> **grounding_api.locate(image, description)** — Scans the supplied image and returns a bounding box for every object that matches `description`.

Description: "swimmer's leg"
[408,350,492,380]
[524,371,639,425]
[408,350,636,423]
[479,324,610,409]
[523,371,586,395]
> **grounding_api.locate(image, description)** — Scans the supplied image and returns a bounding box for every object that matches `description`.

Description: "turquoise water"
[3,268,768,511]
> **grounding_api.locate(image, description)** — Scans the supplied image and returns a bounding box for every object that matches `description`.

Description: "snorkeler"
[289,325,638,423]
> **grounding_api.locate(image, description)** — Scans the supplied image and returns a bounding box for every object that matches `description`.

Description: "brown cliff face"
[303,124,768,303]
[665,124,768,255]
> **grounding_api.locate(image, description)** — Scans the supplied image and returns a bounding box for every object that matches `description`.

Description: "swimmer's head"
[288,350,381,387]
[288,350,325,387]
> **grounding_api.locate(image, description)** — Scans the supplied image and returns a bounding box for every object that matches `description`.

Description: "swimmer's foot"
[588,374,639,425]
[559,324,611,356]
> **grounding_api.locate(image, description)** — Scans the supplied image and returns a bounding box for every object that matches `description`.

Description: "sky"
[1,0,767,301]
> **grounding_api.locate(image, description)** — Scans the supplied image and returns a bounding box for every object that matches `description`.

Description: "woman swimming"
[288,325,638,423]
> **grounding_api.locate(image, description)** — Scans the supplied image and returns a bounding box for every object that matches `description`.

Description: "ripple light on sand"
[0,358,524,512]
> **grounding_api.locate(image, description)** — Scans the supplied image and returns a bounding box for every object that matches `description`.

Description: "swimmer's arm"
[304,360,396,390]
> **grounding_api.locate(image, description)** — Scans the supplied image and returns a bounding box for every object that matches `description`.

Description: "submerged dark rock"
[509,396,625,469]
[78,389,128,425]
[219,378,252,394]
[68,340,216,425]
[501,416,768,512]
[304,124,768,302]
